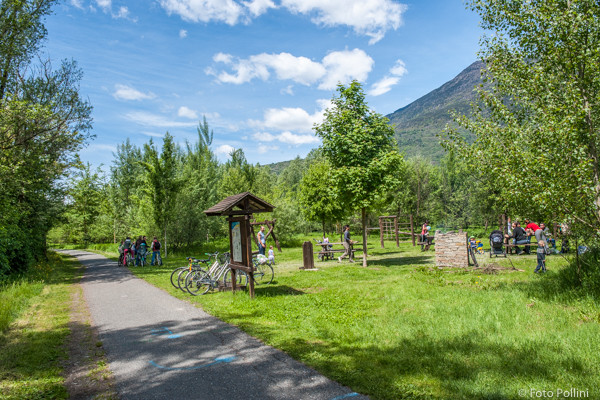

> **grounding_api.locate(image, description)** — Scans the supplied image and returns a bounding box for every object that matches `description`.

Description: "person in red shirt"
[525,219,548,252]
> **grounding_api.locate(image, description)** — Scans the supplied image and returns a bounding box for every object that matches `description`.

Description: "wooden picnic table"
[314,242,362,261]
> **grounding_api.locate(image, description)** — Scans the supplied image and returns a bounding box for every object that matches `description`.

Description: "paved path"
[59,250,367,400]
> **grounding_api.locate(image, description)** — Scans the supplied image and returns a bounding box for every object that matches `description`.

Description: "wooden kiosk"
[204,192,274,298]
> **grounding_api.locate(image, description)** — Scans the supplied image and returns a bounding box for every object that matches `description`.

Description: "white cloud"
[250,105,326,133]
[368,76,400,96]
[257,144,279,154]
[157,0,405,42]
[252,131,319,145]
[123,111,198,128]
[209,49,373,90]
[281,85,294,95]
[113,6,129,18]
[113,84,156,101]
[318,49,374,90]
[70,0,84,9]
[215,144,236,155]
[141,131,166,138]
[368,59,407,96]
[158,0,245,25]
[281,0,407,44]
[390,59,407,77]
[178,106,199,119]
[179,29,187,38]
[95,0,111,12]
[243,0,276,16]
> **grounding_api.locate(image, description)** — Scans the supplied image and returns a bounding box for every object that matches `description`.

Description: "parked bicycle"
[170,253,215,290]
[184,252,248,296]
[252,255,274,285]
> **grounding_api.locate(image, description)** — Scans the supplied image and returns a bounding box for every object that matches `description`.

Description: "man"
[506,221,529,254]
[257,226,266,255]
[338,225,354,263]
[525,219,543,242]
[151,236,161,265]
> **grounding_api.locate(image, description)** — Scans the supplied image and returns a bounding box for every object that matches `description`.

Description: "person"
[122,236,132,266]
[138,236,148,266]
[420,221,430,250]
[507,217,513,235]
[534,240,547,273]
[135,235,144,266]
[257,226,266,256]
[525,219,544,243]
[118,240,125,265]
[540,223,555,249]
[151,236,161,265]
[268,245,275,264]
[506,221,529,254]
[338,225,354,262]
[469,236,477,249]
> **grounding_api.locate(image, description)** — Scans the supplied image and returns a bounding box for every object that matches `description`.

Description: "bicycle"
[170,253,214,290]
[185,252,248,296]
[151,252,163,266]
[139,250,148,267]
[252,256,274,285]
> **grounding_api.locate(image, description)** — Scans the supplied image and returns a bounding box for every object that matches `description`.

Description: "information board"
[231,221,242,263]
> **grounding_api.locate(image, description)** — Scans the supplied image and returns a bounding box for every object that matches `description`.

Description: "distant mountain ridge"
[386,60,484,160]
[266,61,484,172]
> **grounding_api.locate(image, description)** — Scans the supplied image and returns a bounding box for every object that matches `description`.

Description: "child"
[268,245,275,264]
[534,240,547,273]
[469,236,477,249]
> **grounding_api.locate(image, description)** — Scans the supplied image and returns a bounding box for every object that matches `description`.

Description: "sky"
[44,0,483,169]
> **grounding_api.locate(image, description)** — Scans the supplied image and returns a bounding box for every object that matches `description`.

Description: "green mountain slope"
[386,60,483,160]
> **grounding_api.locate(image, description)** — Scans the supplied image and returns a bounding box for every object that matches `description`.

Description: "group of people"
[504,219,558,273]
[118,235,162,266]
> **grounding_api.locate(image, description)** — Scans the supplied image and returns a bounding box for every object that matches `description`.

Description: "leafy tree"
[141,133,180,257]
[447,0,600,238]
[315,81,405,266]
[64,163,104,244]
[298,158,345,237]
[0,0,92,274]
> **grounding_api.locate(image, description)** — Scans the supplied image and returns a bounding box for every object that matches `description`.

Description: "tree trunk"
[322,220,326,239]
[362,207,368,267]
[164,225,167,258]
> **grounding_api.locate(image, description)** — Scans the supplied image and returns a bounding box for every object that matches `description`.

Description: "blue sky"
[45,0,482,169]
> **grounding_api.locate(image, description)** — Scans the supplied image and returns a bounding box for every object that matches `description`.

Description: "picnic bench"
[314,242,362,261]
[417,236,435,251]
[504,242,538,254]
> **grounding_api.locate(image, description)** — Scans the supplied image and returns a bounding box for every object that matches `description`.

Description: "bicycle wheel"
[177,268,191,292]
[157,254,163,266]
[223,269,249,287]
[170,267,186,289]
[126,254,134,267]
[118,254,124,267]
[185,269,212,296]
[140,254,145,267]
[254,263,274,285]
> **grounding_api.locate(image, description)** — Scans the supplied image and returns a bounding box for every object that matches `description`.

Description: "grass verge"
[0,252,77,399]
[73,236,600,400]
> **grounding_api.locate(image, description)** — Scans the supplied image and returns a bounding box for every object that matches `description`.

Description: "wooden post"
[394,216,399,247]
[379,216,384,248]
[301,241,314,269]
[410,214,415,247]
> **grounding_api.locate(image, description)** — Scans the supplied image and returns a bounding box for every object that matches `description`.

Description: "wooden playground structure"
[368,215,418,248]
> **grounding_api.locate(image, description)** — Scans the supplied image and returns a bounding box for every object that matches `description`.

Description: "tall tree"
[141,133,180,257]
[447,0,600,238]
[315,81,405,266]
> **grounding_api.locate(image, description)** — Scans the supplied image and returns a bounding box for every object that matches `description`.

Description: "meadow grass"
[0,252,78,399]
[86,235,600,400]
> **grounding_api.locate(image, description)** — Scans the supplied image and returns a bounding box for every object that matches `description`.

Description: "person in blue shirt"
[257,226,266,255]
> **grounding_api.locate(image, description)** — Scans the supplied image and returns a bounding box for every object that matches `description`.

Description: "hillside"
[266,61,484,172]
[386,60,484,160]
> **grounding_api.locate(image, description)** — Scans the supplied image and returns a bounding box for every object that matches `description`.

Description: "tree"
[0,0,92,274]
[65,163,104,244]
[141,133,180,257]
[315,81,405,266]
[446,0,600,239]
[298,158,345,237]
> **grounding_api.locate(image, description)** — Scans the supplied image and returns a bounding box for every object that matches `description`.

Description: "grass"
[0,252,78,399]
[75,235,600,400]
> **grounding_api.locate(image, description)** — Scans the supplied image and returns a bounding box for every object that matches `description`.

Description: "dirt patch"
[474,263,524,274]
[62,274,119,399]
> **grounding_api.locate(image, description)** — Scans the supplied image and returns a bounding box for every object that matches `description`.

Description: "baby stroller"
[489,230,506,258]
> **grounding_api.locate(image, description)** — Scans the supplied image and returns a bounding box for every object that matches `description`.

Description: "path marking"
[149,356,236,371]
[151,327,182,339]
[330,393,359,400]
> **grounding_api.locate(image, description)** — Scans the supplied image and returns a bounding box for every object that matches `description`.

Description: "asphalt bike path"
[59,250,367,400]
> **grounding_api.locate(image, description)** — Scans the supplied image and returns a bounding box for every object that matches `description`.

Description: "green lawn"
[0,252,78,399]
[91,236,600,400]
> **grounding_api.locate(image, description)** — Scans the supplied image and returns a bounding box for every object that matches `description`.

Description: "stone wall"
[434,230,468,268]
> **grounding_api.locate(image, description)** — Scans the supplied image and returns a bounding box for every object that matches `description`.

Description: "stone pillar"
[434,230,469,268]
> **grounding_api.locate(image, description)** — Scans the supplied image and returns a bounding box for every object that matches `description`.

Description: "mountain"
[386,60,484,160]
